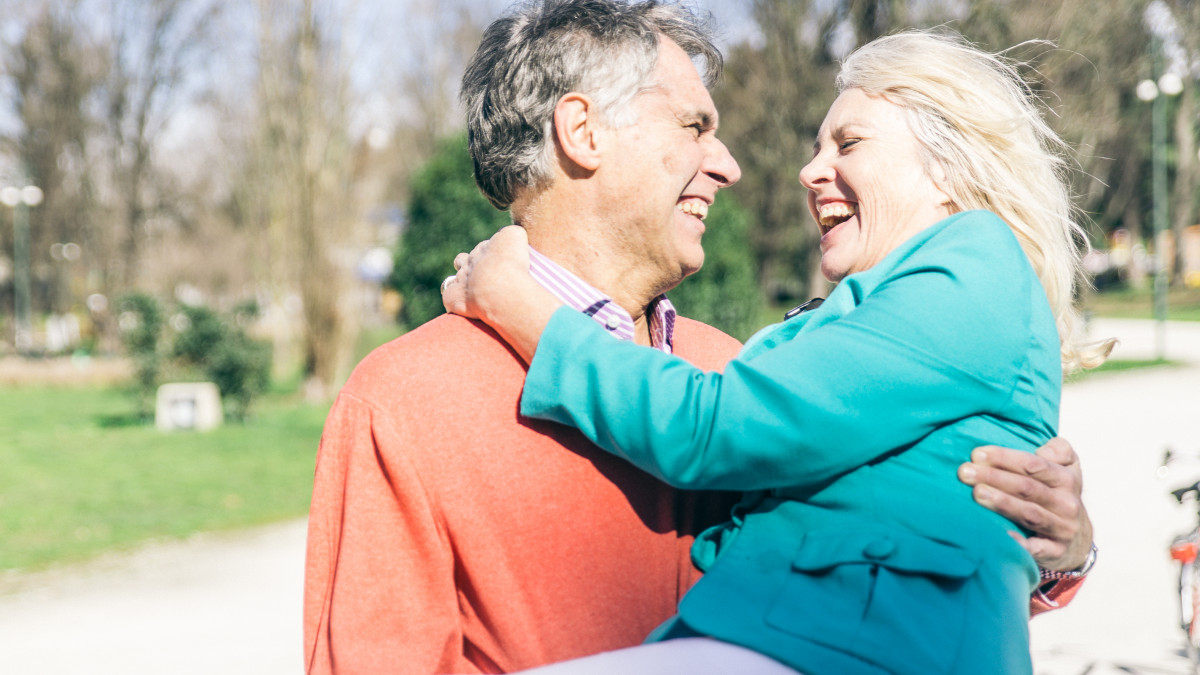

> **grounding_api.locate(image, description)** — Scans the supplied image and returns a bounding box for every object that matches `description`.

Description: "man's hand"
[958,437,1093,571]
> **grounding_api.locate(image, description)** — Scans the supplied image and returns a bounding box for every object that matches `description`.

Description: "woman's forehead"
[819,88,909,136]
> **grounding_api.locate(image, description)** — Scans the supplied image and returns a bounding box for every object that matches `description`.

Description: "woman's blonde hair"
[837,30,1113,372]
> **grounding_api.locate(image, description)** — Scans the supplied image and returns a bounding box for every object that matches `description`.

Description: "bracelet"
[1039,542,1098,581]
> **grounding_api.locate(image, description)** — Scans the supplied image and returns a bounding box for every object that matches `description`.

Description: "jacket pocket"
[765,529,979,674]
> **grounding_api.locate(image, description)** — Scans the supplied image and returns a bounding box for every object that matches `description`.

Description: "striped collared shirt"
[528,247,676,354]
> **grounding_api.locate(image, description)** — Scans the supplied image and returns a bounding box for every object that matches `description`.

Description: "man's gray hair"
[461,0,721,210]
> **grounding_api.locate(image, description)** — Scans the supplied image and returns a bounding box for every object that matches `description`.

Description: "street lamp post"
[1136,45,1182,360]
[1,183,43,354]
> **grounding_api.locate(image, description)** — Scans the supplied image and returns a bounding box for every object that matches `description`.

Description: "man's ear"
[553,93,602,172]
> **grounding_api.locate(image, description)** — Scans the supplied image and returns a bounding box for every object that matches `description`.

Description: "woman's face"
[799,87,955,282]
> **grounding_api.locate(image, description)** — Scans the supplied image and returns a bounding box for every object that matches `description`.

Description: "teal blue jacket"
[520,211,1061,674]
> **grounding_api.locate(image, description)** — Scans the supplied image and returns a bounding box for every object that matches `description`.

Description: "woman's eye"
[839,139,860,151]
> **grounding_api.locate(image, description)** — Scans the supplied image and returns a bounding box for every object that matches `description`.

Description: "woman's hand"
[441,225,562,364]
[441,225,531,320]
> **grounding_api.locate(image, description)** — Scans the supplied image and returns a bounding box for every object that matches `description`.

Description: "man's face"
[602,38,741,290]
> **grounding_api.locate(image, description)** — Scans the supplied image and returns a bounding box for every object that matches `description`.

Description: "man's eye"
[688,123,704,137]
[839,139,860,151]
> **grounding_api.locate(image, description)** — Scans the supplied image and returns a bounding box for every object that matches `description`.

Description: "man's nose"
[704,138,741,187]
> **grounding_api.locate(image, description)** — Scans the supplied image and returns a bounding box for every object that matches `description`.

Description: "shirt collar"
[528,247,675,353]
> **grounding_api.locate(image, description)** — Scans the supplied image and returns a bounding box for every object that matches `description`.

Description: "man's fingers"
[1034,437,1079,468]
[1035,437,1083,485]
[973,483,1071,540]
[1009,531,1072,568]
[965,459,1069,511]
[963,440,1093,571]
[969,445,1078,491]
[977,485,1083,569]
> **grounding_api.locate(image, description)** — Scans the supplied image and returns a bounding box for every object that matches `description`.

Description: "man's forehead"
[638,80,719,122]
[644,58,719,120]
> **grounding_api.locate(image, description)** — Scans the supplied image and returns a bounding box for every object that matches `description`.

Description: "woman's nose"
[799,153,831,190]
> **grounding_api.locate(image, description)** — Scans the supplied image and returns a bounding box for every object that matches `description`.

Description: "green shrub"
[171,304,227,365]
[170,302,271,422]
[116,293,164,421]
[205,333,272,421]
[117,297,272,423]
[667,192,763,341]
[388,133,510,329]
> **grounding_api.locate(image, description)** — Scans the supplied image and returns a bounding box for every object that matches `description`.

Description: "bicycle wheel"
[1185,562,1195,628]
[1185,560,1200,671]
[1190,561,1200,668]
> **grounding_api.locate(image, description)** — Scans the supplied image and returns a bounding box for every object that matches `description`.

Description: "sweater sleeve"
[520,225,1044,492]
[1031,577,1086,616]
[303,392,473,675]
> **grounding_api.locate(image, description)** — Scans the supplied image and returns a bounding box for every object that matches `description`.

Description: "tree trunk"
[1170,72,1197,285]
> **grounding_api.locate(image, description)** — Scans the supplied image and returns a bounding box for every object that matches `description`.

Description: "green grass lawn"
[2,291,1188,574]
[0,386,329,572]
[1066,357,1179,384]
[1083,285,1200,321]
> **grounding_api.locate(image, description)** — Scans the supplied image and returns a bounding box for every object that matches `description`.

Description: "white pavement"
[0,520,307,674]
[0,318,1196,674]
[1032,318,1200,675]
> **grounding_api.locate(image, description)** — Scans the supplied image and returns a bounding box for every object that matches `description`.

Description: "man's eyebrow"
[681,109,716,129]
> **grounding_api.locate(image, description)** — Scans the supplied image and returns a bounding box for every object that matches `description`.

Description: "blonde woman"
[445,30,1111,675]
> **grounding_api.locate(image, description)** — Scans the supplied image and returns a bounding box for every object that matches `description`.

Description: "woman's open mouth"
[817,201,857,235]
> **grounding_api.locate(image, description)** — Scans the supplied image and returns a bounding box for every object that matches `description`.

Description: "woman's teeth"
[678,200,708,220]
[818,202,856,229]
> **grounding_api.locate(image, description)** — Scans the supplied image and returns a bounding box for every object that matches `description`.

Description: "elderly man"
[303,1,1093,673]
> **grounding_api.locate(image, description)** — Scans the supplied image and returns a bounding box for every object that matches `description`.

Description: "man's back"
[303,313,740,674]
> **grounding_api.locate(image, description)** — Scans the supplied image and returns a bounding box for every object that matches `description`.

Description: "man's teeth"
[818,202,856,228]
[678,201,708,220]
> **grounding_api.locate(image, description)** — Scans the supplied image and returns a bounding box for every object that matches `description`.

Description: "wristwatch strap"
[1039,542,1098,581]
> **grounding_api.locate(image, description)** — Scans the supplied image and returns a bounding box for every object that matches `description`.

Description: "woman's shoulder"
[865,209,1042,337]
[932,209,1020,248]
[908,210,1031,279]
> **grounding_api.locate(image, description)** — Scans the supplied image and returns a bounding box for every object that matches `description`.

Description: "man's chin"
[670,259,704,290]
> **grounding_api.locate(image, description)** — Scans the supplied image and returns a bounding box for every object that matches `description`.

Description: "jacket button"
[863,538,896,560]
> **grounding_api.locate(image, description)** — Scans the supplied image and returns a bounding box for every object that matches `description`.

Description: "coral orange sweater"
[303,314,742,674]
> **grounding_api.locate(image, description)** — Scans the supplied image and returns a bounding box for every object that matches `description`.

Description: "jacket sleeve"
[303,392,473,675]
[521,252,1037,492]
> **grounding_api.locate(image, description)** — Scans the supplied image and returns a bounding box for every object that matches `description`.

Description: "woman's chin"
[820,259,849,283]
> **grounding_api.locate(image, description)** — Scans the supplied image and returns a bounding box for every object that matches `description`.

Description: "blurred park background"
[1,0,1200,670]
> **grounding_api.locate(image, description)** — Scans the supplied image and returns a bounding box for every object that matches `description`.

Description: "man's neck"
[530,237,657,346]
[517,199,662,347]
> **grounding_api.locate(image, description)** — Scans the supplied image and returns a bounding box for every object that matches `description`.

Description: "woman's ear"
[553,93,602,172]
[929,160,956,211]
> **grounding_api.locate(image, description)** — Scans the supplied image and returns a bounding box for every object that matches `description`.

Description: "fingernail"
[972,448,988,463]
[959,464,977,483]
[975,485,994,506]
